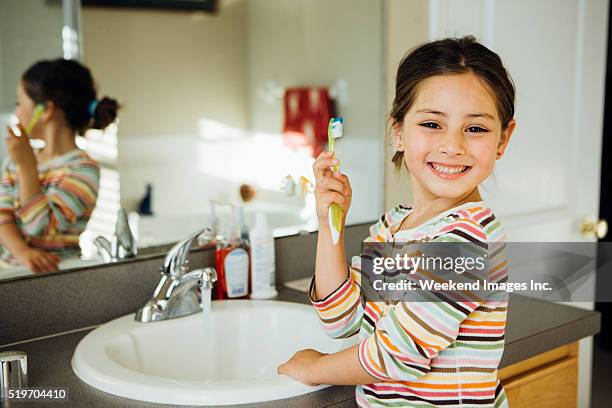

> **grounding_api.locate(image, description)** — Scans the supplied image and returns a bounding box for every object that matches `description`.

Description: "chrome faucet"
[94,208,137,262]
[135,228,217,323]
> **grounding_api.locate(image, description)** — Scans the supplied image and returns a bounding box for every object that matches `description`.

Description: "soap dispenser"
[214,205,251,300]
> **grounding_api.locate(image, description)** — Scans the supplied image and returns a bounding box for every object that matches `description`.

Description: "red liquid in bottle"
[214,240,251,300]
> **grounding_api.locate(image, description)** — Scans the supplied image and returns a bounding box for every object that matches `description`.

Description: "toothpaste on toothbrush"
[327,117,344,245]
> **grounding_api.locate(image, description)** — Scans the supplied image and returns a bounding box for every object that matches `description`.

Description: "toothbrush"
[25,105,45,134]
[327,117,343,245]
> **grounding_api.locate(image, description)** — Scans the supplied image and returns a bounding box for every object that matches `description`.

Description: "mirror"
[0,0,385,280]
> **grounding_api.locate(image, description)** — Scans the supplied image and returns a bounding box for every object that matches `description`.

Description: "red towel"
[283,87,335,158]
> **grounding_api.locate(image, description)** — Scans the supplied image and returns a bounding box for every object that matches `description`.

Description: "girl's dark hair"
[391,36,515,171]
[22,59,119,134]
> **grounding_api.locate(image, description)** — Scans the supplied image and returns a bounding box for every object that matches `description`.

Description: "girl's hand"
[6,124,36,168]
[14,248,61,274]
[278,349,326,386]
[313,151,352,223]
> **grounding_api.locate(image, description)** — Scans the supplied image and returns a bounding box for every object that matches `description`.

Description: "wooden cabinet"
[499,343,578,408]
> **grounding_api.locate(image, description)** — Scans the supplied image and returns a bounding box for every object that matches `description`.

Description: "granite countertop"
[0,289,600,408]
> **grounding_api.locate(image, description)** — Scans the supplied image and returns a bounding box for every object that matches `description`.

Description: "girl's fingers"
[36,257,54,273]
[6,124,24,139]
[312,151,339,181]
[16,122,26,134]
[30,260,42,274]
[316,176,346,195]
[320,191,345,205]
[333,172,352,195]
[46,253,61,263]
[29,252,57,272]
[5,129,16,143]
[6,129,20,144]
[43,258,59,271]
[44,255,60,270]
[313,159,335,180]
[315,150,329,160]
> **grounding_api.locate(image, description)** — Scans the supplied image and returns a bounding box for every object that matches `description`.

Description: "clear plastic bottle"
[249,213,277,299]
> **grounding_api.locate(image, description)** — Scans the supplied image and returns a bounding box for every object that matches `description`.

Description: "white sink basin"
[72,300,354,406]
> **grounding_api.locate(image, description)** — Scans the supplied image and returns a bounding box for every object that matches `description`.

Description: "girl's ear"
[496,119,516,159]
[392,119,404,152]
[40,101,55,123]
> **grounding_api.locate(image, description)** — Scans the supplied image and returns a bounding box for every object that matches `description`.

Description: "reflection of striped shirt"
[310,202,509,407]
[0,149,100,259]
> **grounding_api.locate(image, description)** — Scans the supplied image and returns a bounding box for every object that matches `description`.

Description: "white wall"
[81,1,249,137]
[0,0,63,162]
[0,0,63,112]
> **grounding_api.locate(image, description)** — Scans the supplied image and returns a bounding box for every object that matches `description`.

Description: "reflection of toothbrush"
[327,117,343,245]
[26,105,44,133]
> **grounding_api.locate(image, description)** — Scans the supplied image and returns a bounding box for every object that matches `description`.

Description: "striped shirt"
[310,202,509,407]
[0,149,100,260]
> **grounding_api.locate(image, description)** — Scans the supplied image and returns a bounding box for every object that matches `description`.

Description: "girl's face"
[14,80,36,128]
[394,72,515,200]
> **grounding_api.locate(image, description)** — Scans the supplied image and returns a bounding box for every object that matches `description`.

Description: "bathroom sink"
[72,300,355,405]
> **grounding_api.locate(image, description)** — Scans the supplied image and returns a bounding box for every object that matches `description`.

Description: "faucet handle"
[163,228,212,277]
[0,351,28,399]
[115,208,137,258]
[93,208,137,262]
[93,236,112,262]
[197,267,217,289]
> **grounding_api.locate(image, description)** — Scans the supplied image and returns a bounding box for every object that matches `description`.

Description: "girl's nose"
[438,130,467,156]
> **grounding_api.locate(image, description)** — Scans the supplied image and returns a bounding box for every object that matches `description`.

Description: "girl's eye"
[420,122,440,129]
[466,126,488,133]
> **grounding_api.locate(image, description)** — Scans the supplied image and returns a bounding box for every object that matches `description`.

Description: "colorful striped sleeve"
[357,219,488,382]
[14,161,100,237]
[309,255,364,339]
[0,161,16,227]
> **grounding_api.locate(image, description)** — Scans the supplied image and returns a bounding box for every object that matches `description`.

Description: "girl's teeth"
[431,163,467,174]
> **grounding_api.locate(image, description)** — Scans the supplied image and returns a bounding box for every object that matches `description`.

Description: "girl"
[278,36,515,407]
[0,59,118,273]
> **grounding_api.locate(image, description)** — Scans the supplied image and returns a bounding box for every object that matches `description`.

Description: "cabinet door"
[502,356,578,408]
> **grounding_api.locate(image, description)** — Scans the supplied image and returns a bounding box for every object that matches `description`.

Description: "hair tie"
[88,99,99,118]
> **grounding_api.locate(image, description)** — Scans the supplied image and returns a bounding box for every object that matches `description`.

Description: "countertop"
[0,289,600,408]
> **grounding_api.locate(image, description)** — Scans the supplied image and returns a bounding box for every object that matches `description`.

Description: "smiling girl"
[278,36,515,407]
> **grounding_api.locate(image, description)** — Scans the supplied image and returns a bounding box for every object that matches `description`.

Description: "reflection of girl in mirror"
[280,36,515,407]
[0,59,118,273]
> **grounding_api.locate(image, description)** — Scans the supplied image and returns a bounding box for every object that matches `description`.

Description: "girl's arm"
[12,160,99,237]
[314,214,348,299]
[0,155,32,263]
[278,344,379,386]
[16,161,42,205]
[312,151,352,300]
[5,125,42,205]
[0,222,60,272]
[0,222,30,258]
